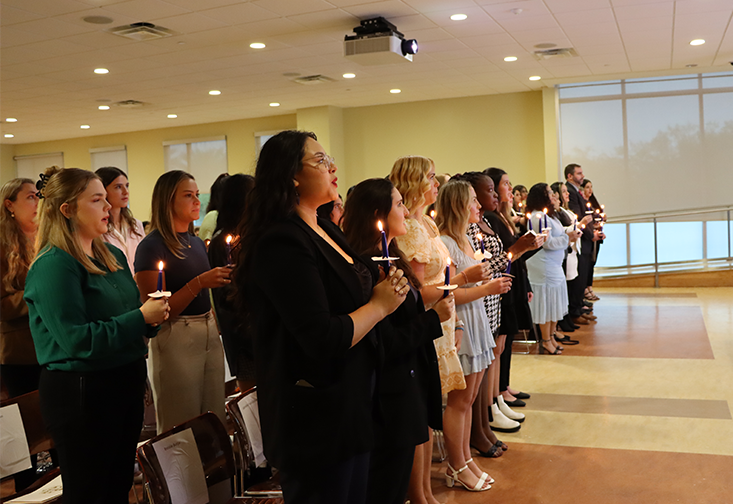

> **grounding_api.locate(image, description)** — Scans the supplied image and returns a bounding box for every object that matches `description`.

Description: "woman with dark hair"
[134,170,231,433]
[525,183,580,355]
[580,178,604,301]
[208,174,256,391]
[342,177,454,504]
[198,172,229,242]
[484,168,543,416]
[316,193,344,227]
[95,167,145,272]
[232,130,408,503]
[25,166,168,504]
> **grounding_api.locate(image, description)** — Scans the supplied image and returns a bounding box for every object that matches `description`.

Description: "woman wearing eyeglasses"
[233,130,408,504]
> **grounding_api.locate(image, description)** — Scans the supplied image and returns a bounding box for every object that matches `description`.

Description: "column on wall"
[542,86,561,184]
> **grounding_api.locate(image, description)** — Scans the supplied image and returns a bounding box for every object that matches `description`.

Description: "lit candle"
[585,202,593,214]
[430,210,436,220]
[157,261,164,292]
[444,257,451,298]
[505,252,512,275]
[543,208,548,228]
[377,220,390,268]
[526,213,532,231]
[600,204,605,210]
[476,232,485,255]
[225,235,233,265]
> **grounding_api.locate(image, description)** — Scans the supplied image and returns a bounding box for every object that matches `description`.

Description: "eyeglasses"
[303,154,336,171]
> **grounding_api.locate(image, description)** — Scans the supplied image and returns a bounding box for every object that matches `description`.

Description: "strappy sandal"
[445,463,492,491]
[539,338,562,355]
[467,458,495,485]
[471,443,503,458]
[495,439,508,451]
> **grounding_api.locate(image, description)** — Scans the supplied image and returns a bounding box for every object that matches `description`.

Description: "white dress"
[526,214,569,324]
[440,235,495,375]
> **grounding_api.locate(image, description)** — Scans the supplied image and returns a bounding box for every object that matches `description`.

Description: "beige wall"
[3,89,550,216]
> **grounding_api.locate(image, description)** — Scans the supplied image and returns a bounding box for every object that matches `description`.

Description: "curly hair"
[389,156,434,214]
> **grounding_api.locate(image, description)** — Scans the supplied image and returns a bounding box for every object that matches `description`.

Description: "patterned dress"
[467,219,507,337]
[397,217,466,394]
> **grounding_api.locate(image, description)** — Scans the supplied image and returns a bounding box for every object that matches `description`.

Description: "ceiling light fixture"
[94,68,109,74]
[250,42,266,49]
[98,105,110,110]
[6,118,17,122]
[450,14,468,21]
[167,114,177,118]
[80,125,91,129]
[343,73,356,79]
[504,56,518,62]
[529,75,541,81]
[269,102,280,107]
[390,88,401,94]
[4,134,14,138]
[690,39,705,46]
[209,90,221,95]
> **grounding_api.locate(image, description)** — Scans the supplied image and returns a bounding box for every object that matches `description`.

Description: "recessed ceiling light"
[450,14,468,21]
[4,134,14,138]
[80,125,91,129]
[690,39,705,46]
[167,114,178,118]
[343,73,356,79]
[504,56,518,62]
[209,90,221,95]
[83,15,113,24]
[269,102,280,107]
[686,64,698,68]
[529,75,541,81]
[6,118,17,122]
[390,89,401,94]
[94,68,109,74]
[98,105,110,110]
[250,42,266,49]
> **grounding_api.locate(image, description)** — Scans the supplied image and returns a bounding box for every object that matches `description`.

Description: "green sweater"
[24,244,158,372]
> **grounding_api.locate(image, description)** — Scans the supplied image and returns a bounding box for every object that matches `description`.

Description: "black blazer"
[374,280,443,448]
[247,215,379,471]
[566,182,593,256]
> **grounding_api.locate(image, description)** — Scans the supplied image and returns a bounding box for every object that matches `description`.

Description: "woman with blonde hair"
[389,156,491,501]
[24,166,168,504]
[436,179,511,492]
[95,166,145,272]
[134,170,231,433]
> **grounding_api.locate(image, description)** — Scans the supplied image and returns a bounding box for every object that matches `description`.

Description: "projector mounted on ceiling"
[344,17,418,66]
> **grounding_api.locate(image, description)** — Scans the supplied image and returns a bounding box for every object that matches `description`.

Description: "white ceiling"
[1,0,732,144]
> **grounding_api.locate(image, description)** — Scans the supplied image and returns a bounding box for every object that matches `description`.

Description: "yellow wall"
[8,115,296,218]
[342,91,545,191]
[3,90,548,216]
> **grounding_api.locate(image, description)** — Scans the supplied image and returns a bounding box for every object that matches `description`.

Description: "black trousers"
[279,451,370,504]
[568,253,591,317]
[499,332,515,392]
[367,441,414,504]
[39,359,146,504]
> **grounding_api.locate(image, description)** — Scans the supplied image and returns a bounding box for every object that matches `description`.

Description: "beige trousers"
[149,311,225,433]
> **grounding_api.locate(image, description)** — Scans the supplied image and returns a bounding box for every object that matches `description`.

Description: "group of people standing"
[1,128,605,504]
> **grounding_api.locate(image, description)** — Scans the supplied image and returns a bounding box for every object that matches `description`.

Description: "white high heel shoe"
[465,457,495,484]
[445,463,491,491]
[498,395,525,423]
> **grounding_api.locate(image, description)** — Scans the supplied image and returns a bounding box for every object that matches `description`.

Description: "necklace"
[179,232,192,248]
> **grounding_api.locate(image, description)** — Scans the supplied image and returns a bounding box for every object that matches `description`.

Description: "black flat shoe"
[471,443,503,458]
[514,391,530,400]
[504,398,526,407]
[554,333,579,345]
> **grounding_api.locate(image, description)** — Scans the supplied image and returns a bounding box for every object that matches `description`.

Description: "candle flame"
[601,204,605,209]
[158,261,164,271]
[226,234,233,244]
[587,202,591,208]
[476,232,482,241]
[446,257,451,266]
[507,252,512,260]
[595,208,600,214]
[430,210,436,219]
[526,213,531,219]
[543,207,548,214]
[377,220,383,232]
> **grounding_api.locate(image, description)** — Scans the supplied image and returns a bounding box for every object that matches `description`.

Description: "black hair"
[525,182,555,217]
[206,173,230,213]
[215,174,255,234]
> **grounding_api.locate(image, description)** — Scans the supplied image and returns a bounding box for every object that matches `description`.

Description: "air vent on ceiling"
[292,75,335,85]
[533,48,578,60]
[108,22,174,41]
[113,100,147,108]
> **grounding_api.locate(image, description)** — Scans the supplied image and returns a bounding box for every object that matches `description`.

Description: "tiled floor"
[430,287,733,503]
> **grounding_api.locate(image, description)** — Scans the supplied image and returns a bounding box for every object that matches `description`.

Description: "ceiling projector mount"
[344,16,418,65]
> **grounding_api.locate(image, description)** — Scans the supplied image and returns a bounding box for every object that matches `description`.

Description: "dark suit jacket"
[247,215,379,471]
[566,182,593,256]
[374,282,443,448]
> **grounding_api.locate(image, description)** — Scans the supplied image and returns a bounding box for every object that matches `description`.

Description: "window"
[90,146,127,173]
[13,152,64,181]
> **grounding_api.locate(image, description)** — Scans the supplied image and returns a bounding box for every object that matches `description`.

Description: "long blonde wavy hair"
[435,179,473,248]
[35,166,121,274]
[1,178,36,292]
[388,155,434,214]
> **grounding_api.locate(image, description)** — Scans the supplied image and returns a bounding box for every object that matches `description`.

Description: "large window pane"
[594,223,627,268]
[656,221,702,263]
[629,222,655,265]
[706,220,729,259]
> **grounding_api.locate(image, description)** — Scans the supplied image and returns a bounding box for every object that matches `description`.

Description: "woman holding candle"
[525,183,580,355]
[24,167,168,504]
[436,179,511,491]
[342,177,455,504]
[134,170,232,433]
[581,178,604,301]
[208,174,256,392]
[95,166,145,273]
[232,131,409,504]
[484,168,544,414]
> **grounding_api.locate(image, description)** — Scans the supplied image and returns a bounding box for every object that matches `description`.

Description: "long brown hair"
[341,178,421,289]
[435,179,472,248]
[35,166,121,274]
[95,166,142,238]
[1,178,35,292]
[149,170,195,259]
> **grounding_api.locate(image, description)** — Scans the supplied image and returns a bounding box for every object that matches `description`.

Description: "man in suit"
[565,163,601,325]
